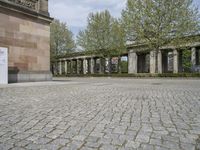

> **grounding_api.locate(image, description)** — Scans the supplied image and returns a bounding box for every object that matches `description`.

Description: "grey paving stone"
[0,78,200,150]
[84,141,101,148]
[99,144,118,150]
[141,143,154,150]
[126,140,140,149]
[181,142,196,150]
[0,143,14,150]
[15,140,31,147]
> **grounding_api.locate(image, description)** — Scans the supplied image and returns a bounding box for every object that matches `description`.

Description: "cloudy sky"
[49,0,200,38]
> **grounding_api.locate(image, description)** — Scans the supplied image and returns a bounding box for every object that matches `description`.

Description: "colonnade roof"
[127,34,200,51]
[56,51,96,59]
[56,34,200,60]
[56,51,128,60]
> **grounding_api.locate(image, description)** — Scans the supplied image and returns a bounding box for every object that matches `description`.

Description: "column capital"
[150,50,156,57]
[191,47,196,50]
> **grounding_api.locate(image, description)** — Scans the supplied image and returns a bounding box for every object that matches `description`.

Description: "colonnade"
[54,56,121,75]
[128,47,200,74]
[54,46,200,75]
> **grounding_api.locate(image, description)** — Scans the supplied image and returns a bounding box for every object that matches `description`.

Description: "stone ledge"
[55,73,200,78]
[8,71,52,83]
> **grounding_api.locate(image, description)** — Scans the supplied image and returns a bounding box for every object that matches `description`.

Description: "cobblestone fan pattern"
[0,78,200,150]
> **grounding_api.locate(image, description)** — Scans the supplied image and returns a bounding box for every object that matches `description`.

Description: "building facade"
[0,0,52,82]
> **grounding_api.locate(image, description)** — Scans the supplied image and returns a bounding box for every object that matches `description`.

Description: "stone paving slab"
[0,78,200,150]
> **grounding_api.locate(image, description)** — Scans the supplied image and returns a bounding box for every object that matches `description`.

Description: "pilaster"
[128,51,138,74]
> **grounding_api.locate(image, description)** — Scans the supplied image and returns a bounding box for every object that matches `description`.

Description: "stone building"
[0,0,52,82]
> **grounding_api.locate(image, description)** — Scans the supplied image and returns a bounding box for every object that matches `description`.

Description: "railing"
[7,0,38,11]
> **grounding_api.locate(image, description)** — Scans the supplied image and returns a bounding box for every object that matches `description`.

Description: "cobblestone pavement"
[0,78,200,150]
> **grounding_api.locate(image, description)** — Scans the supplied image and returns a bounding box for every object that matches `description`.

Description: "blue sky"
[49,0,200,38]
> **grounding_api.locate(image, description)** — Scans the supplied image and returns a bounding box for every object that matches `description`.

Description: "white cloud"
[49,0,126,35]
[49,0,199,37]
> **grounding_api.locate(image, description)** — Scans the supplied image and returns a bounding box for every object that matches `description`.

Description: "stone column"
[83,58,87,74]
[128,51,138,74]
[107,57,112,73]
[39,0,49,16]
[74,59,77,74]
[77,59,80,74]
[173,49,179,73]
[64,60,68,74]
[70,60,73,74]
[59,60,62,75]
[90,58,95,74]
[150,51,156,73]
[157,50,162,74]
[191,47,197,66]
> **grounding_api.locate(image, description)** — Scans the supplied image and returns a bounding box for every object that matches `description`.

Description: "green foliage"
[50,19,75,61]
[121,0,200,73]
[121,61,128,73]
[77,10,126,57]
[122,0,200,50]
[182,49,192,72]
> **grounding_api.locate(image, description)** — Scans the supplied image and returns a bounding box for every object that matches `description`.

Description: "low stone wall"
[8,71,52,83]
[55,73,200,78]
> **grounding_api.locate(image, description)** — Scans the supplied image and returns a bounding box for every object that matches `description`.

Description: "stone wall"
[0,0,52,82]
